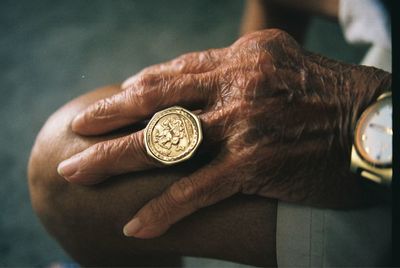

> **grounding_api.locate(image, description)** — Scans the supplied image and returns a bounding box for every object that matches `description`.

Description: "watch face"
[355,96,392,167]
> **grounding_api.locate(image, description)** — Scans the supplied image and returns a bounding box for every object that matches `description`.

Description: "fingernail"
[123,218,142,237]
[57,155,80,178]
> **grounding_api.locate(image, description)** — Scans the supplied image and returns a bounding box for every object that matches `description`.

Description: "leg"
[28,85,277,267]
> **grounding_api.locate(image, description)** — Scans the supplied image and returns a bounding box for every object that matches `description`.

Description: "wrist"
[319,63,392,170]
[336,65,392,169]
[348,66,391,133]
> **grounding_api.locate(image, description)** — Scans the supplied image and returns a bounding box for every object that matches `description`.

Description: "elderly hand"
[58,29,391,238]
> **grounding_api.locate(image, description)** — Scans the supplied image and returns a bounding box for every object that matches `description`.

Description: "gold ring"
[144,106,203,165]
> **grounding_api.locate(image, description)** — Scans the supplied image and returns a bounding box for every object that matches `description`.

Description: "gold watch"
[350,92,392,185]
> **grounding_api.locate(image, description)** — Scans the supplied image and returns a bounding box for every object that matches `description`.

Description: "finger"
[122,48,224,88]
[57,130,157,184]
[123,158,239,239]
[72,73,216,135]
[59,112,223,184]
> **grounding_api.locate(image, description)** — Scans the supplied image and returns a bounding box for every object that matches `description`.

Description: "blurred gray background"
[0,0,367,266]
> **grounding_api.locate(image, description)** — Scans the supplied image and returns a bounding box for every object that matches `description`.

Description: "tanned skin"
[28,85,277,267]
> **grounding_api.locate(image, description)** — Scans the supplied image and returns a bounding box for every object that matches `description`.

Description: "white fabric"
[339,0,391,49]
[361,45,391,72]
[339,0,391,71]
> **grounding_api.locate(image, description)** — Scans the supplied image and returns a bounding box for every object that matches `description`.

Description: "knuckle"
[135,73,155,88]
[171,58,187,72]
[179,50,211,63]
[265,28,288,39]
[198,49,218,65]
[134,73,162,96]
[82,94,123,124]
[139,65,157,76]
[233,31,271,48]
[257,29,287,44]
[175,52,196,65]
[88,98,112,119]
[114,137,132,156]
[91,141,113,161]
[233,33,253,47]
[232,29,295,52]
[130,86,147,109]
[77,143,111,171]
[168,177,198,207]
[126,80,157,115]
[175,49,221,72]
[264,29,298,47]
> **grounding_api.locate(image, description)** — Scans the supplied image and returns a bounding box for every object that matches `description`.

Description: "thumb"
[123,160,238,239]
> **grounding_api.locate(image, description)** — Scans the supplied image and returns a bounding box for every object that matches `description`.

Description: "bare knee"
[26,85,151,265]
[27,85,277,266]
[28,86,117,219]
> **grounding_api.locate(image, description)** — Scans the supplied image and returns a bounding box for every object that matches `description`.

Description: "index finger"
[72,73,216,135]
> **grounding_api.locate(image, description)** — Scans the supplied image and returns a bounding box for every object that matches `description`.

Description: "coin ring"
[144,106,203,165]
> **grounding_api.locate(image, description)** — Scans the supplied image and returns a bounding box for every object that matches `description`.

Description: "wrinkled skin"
[57,29,391,239]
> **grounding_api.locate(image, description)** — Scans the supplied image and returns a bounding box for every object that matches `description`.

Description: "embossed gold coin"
[144,106,203,165]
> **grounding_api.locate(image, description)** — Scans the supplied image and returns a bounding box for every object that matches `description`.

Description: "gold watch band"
[350,146,392,185]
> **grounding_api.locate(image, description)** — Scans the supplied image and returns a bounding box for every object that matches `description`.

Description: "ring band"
[144,106,203,165]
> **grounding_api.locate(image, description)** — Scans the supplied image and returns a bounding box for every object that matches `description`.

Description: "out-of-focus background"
[0,0,367,266]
